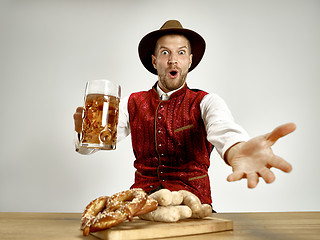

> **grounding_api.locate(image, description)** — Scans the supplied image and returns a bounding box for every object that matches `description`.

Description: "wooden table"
[0,212,319,240]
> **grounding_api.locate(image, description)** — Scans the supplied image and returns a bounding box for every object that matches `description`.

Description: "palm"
[227,123,296,188]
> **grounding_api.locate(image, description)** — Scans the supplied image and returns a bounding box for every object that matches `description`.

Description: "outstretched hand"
[225,123,296,188]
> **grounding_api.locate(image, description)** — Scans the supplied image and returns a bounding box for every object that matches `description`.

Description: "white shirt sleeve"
[200,93,250,159]
[74,96,131,155]
[116,95,131,142]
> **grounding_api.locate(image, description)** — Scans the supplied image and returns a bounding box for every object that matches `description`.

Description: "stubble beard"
[158,71,188,92]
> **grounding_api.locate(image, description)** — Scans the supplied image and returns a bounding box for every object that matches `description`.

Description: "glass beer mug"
[79,79,121,150]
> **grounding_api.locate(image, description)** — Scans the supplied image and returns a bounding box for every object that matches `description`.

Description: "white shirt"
[76,84,250,158]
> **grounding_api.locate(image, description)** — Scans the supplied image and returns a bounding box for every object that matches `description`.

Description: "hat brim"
[138,28,206,75]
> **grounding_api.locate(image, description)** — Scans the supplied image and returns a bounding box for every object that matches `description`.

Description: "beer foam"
[85,79,121,98]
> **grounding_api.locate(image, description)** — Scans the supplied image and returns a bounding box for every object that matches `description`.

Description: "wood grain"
[92,216,233,240]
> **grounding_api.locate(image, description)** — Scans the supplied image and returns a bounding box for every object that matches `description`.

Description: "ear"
[152,55,157,70]
[189,54,193,69]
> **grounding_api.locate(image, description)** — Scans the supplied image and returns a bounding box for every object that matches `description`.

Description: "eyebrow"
[157,45,189,53]
[159,45,188,49]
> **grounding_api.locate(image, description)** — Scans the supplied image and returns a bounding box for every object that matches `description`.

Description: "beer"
[81,94,120,150]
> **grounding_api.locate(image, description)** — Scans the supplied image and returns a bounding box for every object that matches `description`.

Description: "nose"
[168,53,178,65]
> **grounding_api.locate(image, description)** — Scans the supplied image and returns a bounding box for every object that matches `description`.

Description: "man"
[74,20,296,205]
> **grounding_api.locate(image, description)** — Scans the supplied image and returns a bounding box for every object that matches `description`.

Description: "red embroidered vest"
[128,84,213,204]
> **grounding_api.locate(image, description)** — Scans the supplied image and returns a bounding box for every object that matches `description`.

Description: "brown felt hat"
[138,20,206,75]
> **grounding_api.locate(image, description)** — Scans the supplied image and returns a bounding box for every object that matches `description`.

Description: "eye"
[178,50,186,55]
[161,50,169,55]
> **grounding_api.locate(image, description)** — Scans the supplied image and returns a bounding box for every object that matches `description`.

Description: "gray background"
[1,0,319,213]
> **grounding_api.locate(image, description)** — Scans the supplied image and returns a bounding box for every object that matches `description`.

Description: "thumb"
[266,122,296,145]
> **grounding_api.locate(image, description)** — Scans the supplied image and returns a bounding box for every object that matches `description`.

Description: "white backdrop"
[1,0,319,213]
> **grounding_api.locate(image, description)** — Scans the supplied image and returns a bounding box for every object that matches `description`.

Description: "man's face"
[152,34,193,93]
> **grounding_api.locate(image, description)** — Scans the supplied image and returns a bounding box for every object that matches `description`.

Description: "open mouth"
[169,70,178,78]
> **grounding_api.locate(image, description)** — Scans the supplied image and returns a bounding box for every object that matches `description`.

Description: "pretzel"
[81,196,109,235]
[134,195,159,215]
[81,188,155,236]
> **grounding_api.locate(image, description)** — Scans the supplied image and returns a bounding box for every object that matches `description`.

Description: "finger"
[76,106,84,112]
[74,107,84,133]
[74,122,83,133]
[258,167,276,184]
[76,106,84,114]
[266,122,296,145]
[73,112,82,120]
[247,172,259,188]
[227,171,245,182]
[269,155,293,173]
[73,107,84,120]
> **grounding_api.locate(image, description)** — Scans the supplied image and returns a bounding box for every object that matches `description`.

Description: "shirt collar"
[156,83,185,101]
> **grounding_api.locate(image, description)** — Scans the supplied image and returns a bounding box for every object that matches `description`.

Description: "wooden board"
[91,215,233,240]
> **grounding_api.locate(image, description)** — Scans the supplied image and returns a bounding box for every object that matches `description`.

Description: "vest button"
[158,130,161,133]
[158,116,162,119]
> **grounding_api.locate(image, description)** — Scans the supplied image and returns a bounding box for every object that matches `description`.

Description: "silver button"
[158,144,162,147]
[158,116,162,119]
[158,130,161,133]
